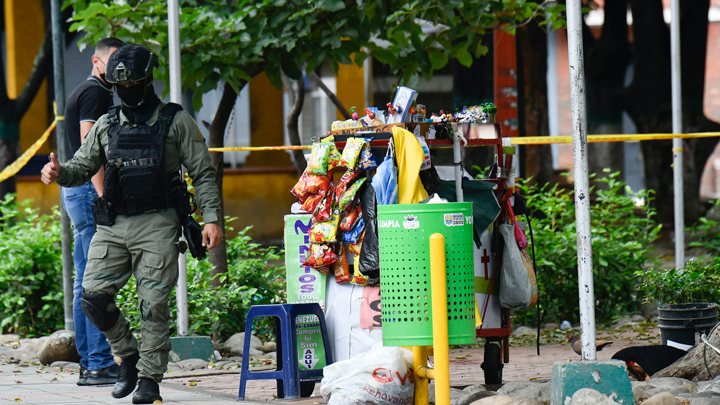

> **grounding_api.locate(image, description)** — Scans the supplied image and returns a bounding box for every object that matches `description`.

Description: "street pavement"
[0,341,649,404]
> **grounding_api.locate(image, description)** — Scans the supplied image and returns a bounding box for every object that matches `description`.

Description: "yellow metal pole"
[413,346,430,404]
[430,233,450,405]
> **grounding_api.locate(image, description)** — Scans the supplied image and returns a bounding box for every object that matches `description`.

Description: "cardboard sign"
[359,286,382,330]
[284,214,328,376]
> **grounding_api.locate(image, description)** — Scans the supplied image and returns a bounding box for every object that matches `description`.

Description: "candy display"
[291,90,502,286]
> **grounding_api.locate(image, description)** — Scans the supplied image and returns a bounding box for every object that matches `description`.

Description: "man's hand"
[203,223,223,250]
[40,152,60,185]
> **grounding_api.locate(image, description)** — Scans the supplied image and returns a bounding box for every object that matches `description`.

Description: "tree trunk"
[585,0,631,181]
[516,20,553,186]
[282,72,307,173]
[654,326,720,381]
[624,0,720,226]
[307,72,351,120]
[207,82,238,288]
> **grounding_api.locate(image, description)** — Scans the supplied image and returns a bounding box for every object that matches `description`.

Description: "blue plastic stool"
[237,303,333,400]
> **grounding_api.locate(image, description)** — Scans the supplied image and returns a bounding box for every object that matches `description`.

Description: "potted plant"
[635,258,720,347]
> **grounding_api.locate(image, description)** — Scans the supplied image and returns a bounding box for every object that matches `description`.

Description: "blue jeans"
[61,183,115,371]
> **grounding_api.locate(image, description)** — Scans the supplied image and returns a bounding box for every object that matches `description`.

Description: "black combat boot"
[112,351,139,398]
[132,377,162,404]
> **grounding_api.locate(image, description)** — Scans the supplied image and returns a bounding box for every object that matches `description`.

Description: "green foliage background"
[0,197,285,341]
[0,195,63,337]
[512,170,662,325]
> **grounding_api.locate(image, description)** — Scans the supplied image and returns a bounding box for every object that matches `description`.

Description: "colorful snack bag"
[300,193,324,213]
[356,137,378,171]
[351,255,368,285]
[291,171,331,203]
[334,169,363,202]
[348,229,365,256]
[339,137,366,170]
[339,177,366,212]
[307,142,333,175]
[333,244,351,283]
[339,204,362,231]
[342,217,365,243]
[309,202,342,243]
[313,183,336,223]
[302,242,337,274]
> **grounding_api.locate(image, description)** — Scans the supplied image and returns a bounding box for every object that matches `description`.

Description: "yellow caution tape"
[509,132,720,145]
[208,145,312,152]
[207,132,720,152]
[0,120,57,183]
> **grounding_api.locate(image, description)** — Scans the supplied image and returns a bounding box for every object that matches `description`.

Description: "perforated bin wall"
[378,203,476,347]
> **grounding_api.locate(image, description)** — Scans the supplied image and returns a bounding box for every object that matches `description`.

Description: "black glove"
[182,216,207,260]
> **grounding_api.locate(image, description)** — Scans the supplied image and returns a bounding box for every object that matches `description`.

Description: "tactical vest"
[103,103,183,216]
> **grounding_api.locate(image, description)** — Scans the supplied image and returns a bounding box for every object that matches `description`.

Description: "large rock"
[569,388,617,405]
[497,381,551,404]
[38,330,79,365]
[640,392,681,405]
[224,332,263,357]
[0,334,20,348]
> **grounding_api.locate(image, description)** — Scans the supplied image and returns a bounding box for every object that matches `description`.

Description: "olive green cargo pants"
[83,209,181,382]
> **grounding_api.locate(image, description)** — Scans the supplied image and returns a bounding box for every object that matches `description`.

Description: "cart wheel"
[481,340,503,385]
[300,381,316,397]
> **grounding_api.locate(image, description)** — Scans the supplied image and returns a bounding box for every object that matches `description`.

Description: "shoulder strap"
[155,102,184,137]
[106,105,121,126]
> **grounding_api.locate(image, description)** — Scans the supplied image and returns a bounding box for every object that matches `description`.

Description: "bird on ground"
[568,335,613,355]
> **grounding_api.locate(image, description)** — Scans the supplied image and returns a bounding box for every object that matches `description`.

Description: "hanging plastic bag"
[506,198,528,249]
[372,157,398,205]
[498,223,538,309]
[320,345,415,405]
[416,135,431,170]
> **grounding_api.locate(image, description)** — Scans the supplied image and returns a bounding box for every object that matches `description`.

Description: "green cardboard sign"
[284,215,328,374]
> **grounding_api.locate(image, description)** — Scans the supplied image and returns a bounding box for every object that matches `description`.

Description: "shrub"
[116,225,285,342]
[0,195,63,336]
[512,170,661,325]
[688,199,720,256]
[634,258,720,305]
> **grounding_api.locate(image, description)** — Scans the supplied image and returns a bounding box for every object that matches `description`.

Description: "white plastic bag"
[320,345,415,405]
[498,223,538,309]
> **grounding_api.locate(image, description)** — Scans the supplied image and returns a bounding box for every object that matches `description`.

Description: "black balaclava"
[119,81,161,124]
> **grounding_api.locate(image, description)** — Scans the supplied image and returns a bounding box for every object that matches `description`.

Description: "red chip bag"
[333,244,351,283]
[334,169,363,202]
[301,193,324,213]
[339,205,362,231]
[302,242,338,272]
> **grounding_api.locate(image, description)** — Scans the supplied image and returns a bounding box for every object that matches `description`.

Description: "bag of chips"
[339,178,366,212]
[356,137,378,171]
[314,183,337,223]
[348,229,365,256]
[301,193,324,213]
[339,137,366,170]
[309,205,342,243]
[307,142,333,175]
[291,171,332,203]
[339,205,363,232]
[334,169,363,202]
[343,217,365,244]
[302,242,338,274]
[333,244,351,284]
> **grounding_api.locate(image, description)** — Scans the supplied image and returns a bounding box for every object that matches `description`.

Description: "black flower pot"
[658,303,718,349]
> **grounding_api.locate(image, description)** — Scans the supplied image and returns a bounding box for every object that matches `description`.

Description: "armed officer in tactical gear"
[41,44,223,404]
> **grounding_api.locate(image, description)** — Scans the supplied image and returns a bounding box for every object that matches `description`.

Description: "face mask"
[116,84,146,107]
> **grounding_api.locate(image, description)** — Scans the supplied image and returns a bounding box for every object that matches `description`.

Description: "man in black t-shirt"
[61,37,125,386]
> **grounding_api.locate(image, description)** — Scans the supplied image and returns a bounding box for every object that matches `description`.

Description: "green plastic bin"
[378,203,476,346]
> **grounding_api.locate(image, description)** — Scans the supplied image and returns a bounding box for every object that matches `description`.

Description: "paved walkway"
[0,340,648,404]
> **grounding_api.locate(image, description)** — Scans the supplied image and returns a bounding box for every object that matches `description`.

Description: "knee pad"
[81,290,120,331]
